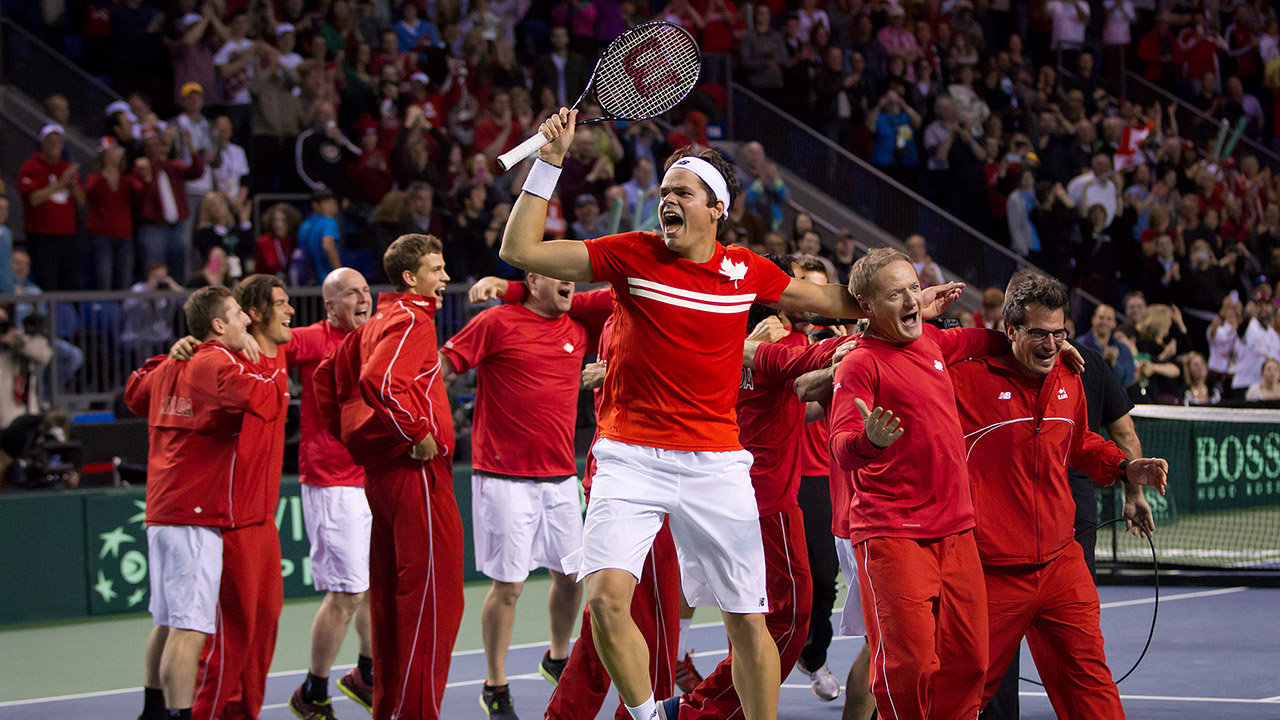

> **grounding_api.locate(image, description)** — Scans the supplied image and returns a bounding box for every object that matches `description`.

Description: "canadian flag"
[1114,123,1153,171]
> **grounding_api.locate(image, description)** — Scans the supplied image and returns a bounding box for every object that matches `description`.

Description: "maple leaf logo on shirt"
[934,360,945,371]
[719,257,749,284]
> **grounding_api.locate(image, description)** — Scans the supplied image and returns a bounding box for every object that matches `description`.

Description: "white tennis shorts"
[147,525,223,634]
[570,438,768,614]
[835,537,866,636]
[472,473,584,583]
[301,483,372,593]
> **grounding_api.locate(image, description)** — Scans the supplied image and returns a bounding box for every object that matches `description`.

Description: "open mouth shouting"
[661,205,684,238]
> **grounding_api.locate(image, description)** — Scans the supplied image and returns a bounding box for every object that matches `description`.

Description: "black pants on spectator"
[797,475,839,673]
[982,656,1021,720]
[26,232,88,291]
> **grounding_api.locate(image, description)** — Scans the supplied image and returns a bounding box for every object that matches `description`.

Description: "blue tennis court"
[3,584,1276,719]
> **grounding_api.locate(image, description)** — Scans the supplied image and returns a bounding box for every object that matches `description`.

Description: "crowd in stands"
[5,0,1280,410]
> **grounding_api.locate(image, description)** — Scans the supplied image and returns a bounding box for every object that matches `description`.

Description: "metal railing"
[1124,70,1280,172]
[0,283,482,410]
[728,82,1110,315]
[0,17,126,143]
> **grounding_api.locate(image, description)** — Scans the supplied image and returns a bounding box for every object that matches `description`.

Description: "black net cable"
[1020,519,1159,688]
[593,22,701,120]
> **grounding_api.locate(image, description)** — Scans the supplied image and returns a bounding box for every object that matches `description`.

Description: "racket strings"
[594,23,701,120]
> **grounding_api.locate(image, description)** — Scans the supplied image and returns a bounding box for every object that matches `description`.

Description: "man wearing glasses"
[949,271,1168,719]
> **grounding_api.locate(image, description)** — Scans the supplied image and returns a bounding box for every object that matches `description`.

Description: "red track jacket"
[313,292,454,469]
[125,342,290,528]
[950,355,1128,566]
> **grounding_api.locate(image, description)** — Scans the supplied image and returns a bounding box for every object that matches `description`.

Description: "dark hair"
[234,274,285,329]
[384,233,444,291]
[663,146,740,238]
[184,286,234,340]
[311,189,337,204]
[1002,270,1069,327]
[746,253,794,332]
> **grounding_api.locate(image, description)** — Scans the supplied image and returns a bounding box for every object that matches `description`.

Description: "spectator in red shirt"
[473,88,523,166]
[254,202,301,278]
[17,123,86,290]
[85,137,143,289]
[134,132,207,284]
[1137,12,1178,85]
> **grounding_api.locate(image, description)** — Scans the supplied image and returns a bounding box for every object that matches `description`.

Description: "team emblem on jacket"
[563,342,574,352]
[1057,387,1068,400]
[719,256,748,283]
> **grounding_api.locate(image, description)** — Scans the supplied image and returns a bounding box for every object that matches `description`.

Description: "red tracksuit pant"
[192,521,282,720]
[544,521,681,720]
[679,505,812,720]
[855,530,987,720]
[982,541,1124,719]
[365,458,464,720]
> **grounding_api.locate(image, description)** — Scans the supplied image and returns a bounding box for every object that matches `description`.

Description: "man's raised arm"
[498,108,593,282]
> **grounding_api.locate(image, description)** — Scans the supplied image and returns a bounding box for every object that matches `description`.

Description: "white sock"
[626,695,658,720]
[678,618,693,657]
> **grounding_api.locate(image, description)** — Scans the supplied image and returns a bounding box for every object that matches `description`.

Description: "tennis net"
[1093,405,1280,584]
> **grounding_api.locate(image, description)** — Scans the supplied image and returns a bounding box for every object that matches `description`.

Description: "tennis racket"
[497,21,702,171]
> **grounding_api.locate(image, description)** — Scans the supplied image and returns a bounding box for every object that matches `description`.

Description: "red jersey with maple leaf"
[584,232,791,452]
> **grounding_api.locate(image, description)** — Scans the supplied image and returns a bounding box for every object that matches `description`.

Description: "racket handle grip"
[498,131,551,171]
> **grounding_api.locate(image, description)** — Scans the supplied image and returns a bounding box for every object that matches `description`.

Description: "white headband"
[671,157,731,219]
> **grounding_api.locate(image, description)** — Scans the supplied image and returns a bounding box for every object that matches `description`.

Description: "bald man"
[287,269,380,718]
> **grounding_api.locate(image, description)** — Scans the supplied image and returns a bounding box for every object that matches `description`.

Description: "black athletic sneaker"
[479,683,519,719]
[289,685,337,720]
[539,650,569,686]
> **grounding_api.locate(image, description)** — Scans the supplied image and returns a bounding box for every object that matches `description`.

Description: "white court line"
[1099,586,1246,608]
[0,587,1261,708]
[256,672,549,711]
[1018,690,1280,704]
[777,685,1280,704]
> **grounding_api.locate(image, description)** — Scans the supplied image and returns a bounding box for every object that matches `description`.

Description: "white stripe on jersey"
[629,289,754,314]
[627,277,758,304]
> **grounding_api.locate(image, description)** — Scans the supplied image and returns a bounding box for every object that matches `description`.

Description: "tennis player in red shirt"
[674,261,815,720]
[827,248,1035,720]
[126,286,289,720]
[312,234,459,720]
[439,273,608,718]
[286,268,377,717]
[500,108,961,720]
[949,271,1167,719]
[191,275,295,720]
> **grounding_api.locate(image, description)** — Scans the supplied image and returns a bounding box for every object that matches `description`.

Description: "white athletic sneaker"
[805,664,842,701]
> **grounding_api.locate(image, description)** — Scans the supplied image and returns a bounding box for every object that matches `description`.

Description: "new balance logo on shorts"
[998,391,1011,400]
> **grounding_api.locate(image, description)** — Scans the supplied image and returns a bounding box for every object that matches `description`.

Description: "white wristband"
[522,158,562,201]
